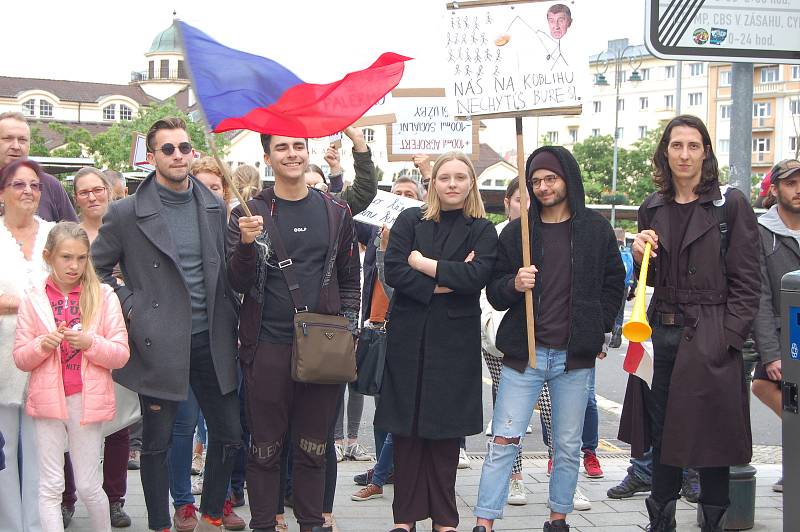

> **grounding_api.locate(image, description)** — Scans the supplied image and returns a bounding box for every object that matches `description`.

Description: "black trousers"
[648,325,730,507]
[139,332,242,530]
[392,435,460,527]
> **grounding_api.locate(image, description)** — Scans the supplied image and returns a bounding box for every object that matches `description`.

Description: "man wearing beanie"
[472,146,624,532]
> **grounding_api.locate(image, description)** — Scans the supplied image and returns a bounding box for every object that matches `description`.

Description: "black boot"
[699,503,728,532]
[473,527,493,532]
[544,519,570,531]
[644,497,677,532]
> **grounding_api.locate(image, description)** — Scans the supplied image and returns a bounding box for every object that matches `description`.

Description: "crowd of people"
[0,108,793,532]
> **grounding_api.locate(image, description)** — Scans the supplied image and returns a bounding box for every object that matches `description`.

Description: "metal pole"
[675,61,683,114]
[611,52,620,228]
[729,63,754,196]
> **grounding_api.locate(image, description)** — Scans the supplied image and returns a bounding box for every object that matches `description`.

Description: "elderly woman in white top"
[0,158,56,532]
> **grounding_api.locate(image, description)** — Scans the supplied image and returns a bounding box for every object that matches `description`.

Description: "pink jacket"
[13,282,130,424]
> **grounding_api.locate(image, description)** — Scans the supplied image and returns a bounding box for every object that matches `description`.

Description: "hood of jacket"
[524,145,586,222]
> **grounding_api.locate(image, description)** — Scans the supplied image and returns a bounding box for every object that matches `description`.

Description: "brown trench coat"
[619,186,760,468]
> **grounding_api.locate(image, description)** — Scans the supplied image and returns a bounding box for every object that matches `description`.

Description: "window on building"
[753,102,771,117]
[22,99,35,116]
[720,104,732,119]
[569,128,578,144]
[148,61,155,79]
[177,60,186,79]
[719,70,732,86]
[793,66,800,80]
[546,131,559,144]
[616,127,624,139]
[363,127,375,143]
[39,100,53,117]
[752,137,771,152]
[639,96,649,110]
[664,94,674,109]
[790,136,798,153]
[790,99,800,115]
[160,59,169,79]
[592,128,600,137]
[718,139,730,154]
[689,63,704,76]
[103,104,116,121]
[617,98,625,111]
[640,68,650,81]
[593,100,602,113]
[689,92,703,106]
[760,66,780,83]
[665,65,675,79]
[120,104,133,121]
[638,126,648,139]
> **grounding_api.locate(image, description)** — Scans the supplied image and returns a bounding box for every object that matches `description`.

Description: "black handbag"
[350,324,388,396]
[261,189,356,384]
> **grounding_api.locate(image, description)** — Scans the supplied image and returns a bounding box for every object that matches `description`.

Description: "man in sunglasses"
[92,117,242,532]
[0,111,78,222]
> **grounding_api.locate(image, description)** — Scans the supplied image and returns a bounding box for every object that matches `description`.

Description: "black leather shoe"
[544,519,570,531]
[699,503,728,532]
[644,497,677,532]
[473,527,493,532]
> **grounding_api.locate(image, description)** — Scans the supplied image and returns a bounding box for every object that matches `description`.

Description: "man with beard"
[92,117,242,532]
[751,159,800,495]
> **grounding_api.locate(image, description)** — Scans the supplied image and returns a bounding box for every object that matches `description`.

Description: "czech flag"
[175,21,410,137]
[623,340,654,388]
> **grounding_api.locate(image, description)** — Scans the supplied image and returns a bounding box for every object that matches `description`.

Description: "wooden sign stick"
[515,117,536,368]
[207,134,252,217]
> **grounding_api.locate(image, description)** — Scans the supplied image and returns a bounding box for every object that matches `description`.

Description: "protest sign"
[353,93,397,127]
[443,0,588,119]
[386,88,479,162]
[353,189,423,228]
[130,132,154,172]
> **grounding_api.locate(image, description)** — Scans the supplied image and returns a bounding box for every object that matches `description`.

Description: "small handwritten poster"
[353,189,424,228]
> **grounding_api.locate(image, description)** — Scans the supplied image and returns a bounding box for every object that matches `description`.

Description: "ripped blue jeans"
[475,346,591,519]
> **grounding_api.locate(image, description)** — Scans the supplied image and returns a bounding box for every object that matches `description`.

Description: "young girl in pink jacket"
[13,222,130,532]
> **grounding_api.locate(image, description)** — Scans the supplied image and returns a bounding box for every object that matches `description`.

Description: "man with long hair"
[627,115,760,531]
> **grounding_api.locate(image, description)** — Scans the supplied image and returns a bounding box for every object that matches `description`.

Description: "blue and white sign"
[789,306,800,360]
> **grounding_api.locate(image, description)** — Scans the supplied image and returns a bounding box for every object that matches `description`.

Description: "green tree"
[29,126,49,156]
[618,125,664,205]
[572,135,617,203]
[91,99,229,171]
[49,123,93,158]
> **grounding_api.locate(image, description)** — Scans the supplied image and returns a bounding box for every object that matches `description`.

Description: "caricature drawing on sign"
[495,3,573,71]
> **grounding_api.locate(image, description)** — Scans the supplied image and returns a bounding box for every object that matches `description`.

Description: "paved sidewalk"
[68,455,783,531]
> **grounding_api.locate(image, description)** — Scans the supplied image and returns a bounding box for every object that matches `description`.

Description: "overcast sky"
[7,0,647,154]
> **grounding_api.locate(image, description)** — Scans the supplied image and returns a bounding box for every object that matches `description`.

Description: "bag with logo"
[261,189,356,384]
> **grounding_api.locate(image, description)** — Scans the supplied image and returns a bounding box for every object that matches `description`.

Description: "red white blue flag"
[175,21,410,137]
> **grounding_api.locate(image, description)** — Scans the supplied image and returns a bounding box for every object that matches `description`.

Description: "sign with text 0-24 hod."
[442,0,589,119]
[645,0,800,64]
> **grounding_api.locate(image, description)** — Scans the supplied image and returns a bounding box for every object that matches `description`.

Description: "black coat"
[487,146,625,373]
[374,207,498,439]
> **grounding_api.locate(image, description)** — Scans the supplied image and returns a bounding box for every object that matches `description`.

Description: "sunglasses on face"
[76,186,107,199]
[155,142,193,156]
[8,181,41,193]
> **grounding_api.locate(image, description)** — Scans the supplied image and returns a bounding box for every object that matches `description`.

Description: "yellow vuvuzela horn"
[622,242,653,343]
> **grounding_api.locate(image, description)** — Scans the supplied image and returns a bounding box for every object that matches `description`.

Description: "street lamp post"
[594,44,642,228]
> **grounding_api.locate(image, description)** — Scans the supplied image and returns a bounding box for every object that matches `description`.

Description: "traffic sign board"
[645,0,800,64]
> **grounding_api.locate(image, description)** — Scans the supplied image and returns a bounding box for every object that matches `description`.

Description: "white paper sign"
[443,1,589,117]
[353,189,423,228]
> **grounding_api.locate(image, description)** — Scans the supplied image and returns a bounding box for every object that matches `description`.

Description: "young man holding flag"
[227,134,360,532]
[628,115,759,532]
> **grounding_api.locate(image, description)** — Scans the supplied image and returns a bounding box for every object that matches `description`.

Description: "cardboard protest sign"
[443,1,588,119]
[353,189,424,228]
[353,93,397,127]
[386,88,479,162]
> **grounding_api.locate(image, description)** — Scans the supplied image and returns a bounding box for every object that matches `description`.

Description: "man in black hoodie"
[472,146,624,532]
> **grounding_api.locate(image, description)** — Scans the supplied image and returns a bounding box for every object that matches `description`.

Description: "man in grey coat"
[751,158,800,495]
[92,117,241,532]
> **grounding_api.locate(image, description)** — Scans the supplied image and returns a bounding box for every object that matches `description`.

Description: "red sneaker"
[547,458,552,476]
[173,504,198,532]
[583,451,604,478]
[221,499,245,530]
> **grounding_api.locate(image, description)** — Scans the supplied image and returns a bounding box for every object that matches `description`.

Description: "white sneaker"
[507,479,528,506]
[458,448,471,469]
[485,419,493,436]
[346,442,373,461]
[526,425,533,434]
[573,487,591,511]
[335,443,345,462]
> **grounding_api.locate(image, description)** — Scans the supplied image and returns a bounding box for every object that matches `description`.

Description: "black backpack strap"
[260,187,308,313]
[712,185,730,274]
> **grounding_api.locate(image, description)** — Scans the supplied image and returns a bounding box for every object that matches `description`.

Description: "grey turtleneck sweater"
[156,179,209,334]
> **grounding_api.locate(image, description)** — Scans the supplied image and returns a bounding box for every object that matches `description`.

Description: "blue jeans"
[169,389,201,508]
[581,368,598,454]
[630,449,653,483]
[372,433,394,487]
[475,347,591,518]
